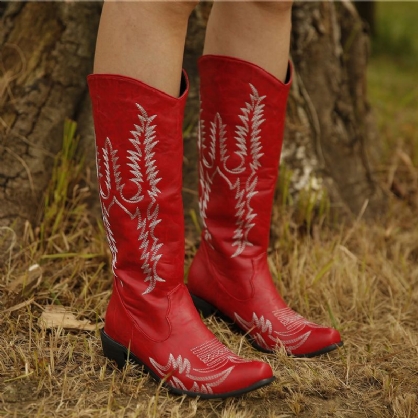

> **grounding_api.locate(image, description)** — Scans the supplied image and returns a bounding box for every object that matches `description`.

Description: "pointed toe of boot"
[291,327,343,358]
[217,360,275,397]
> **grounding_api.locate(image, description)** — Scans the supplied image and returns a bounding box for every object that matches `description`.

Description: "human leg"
[188,1,343,357]
[94,1,197,97]
[203,1,292,82]
[89,1,274,397]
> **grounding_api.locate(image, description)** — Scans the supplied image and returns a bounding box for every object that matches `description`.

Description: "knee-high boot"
[88,71,274,397]
[188,56,342,357]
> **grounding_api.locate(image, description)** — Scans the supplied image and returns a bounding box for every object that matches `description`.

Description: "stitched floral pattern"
[191,338,249,370]
[150,338,248,394]
[97,104,164,295]
[199,84,266,257]
[234,309,325,354]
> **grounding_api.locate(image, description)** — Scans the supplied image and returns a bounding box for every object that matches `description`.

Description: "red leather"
[188,55,342,357]
[88,71,273,397]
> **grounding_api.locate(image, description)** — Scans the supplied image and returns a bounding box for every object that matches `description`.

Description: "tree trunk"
[355,1,376,35]
[288,1,385,216]
[0,2,100,229]
[0,1,385,235]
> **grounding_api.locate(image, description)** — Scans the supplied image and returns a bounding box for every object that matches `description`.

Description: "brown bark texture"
[0,1,385,234]
[0,2,100,229]
[288,1,385,216]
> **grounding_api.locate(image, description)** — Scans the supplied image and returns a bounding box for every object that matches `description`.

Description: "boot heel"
[100,329,128,369]
[190,293,218,318]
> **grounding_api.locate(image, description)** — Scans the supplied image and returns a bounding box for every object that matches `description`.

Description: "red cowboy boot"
[88,71,275,398]
[188,55,343,358]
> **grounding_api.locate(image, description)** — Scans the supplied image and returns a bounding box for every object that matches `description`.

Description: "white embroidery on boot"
[129,105,164,295]
[199,111,230,243]
[149,353,234,394]
[198,112,212,243]
[269,332,312,354]
[234,309,324,354]
[234,312,274,351]
[199,84,266,257]
[272,307,323,331]
[98,138,121,275]
[97,104,164,295]
[191,338,249,371]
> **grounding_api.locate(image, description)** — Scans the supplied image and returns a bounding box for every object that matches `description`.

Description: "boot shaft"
[88,73,188,295]
[198,55,291,257]
[88,73,277,394]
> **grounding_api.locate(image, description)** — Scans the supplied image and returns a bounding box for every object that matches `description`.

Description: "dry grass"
[2,15,418,416]
[2,189,418,417]
[1,122,418,417]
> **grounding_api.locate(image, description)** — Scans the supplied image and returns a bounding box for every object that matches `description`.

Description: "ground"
[1,3,418,417]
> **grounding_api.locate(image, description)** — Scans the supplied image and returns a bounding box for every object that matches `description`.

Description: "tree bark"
[0,1,385,235]
[0,2,100,229]
[183,1,385,227]
[288,1,385,216]
[355,1,376,35]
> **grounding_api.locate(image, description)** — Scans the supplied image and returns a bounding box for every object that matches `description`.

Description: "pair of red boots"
[88,55,342,399]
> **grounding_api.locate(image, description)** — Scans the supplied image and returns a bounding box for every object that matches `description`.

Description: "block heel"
[190,293,219,318]
[100,329,130,369]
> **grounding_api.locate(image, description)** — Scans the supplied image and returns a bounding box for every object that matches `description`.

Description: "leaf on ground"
[38,305,98,331]
[6,263,42,293]
[1,297,34,314]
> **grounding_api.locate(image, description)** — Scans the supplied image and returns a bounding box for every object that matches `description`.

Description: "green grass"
[367,2,418,204]
[372,1,418,68]
[368,57,418,165]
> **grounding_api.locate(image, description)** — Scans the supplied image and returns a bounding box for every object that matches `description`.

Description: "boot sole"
[190,292,344,358]
[100,329,275,399]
